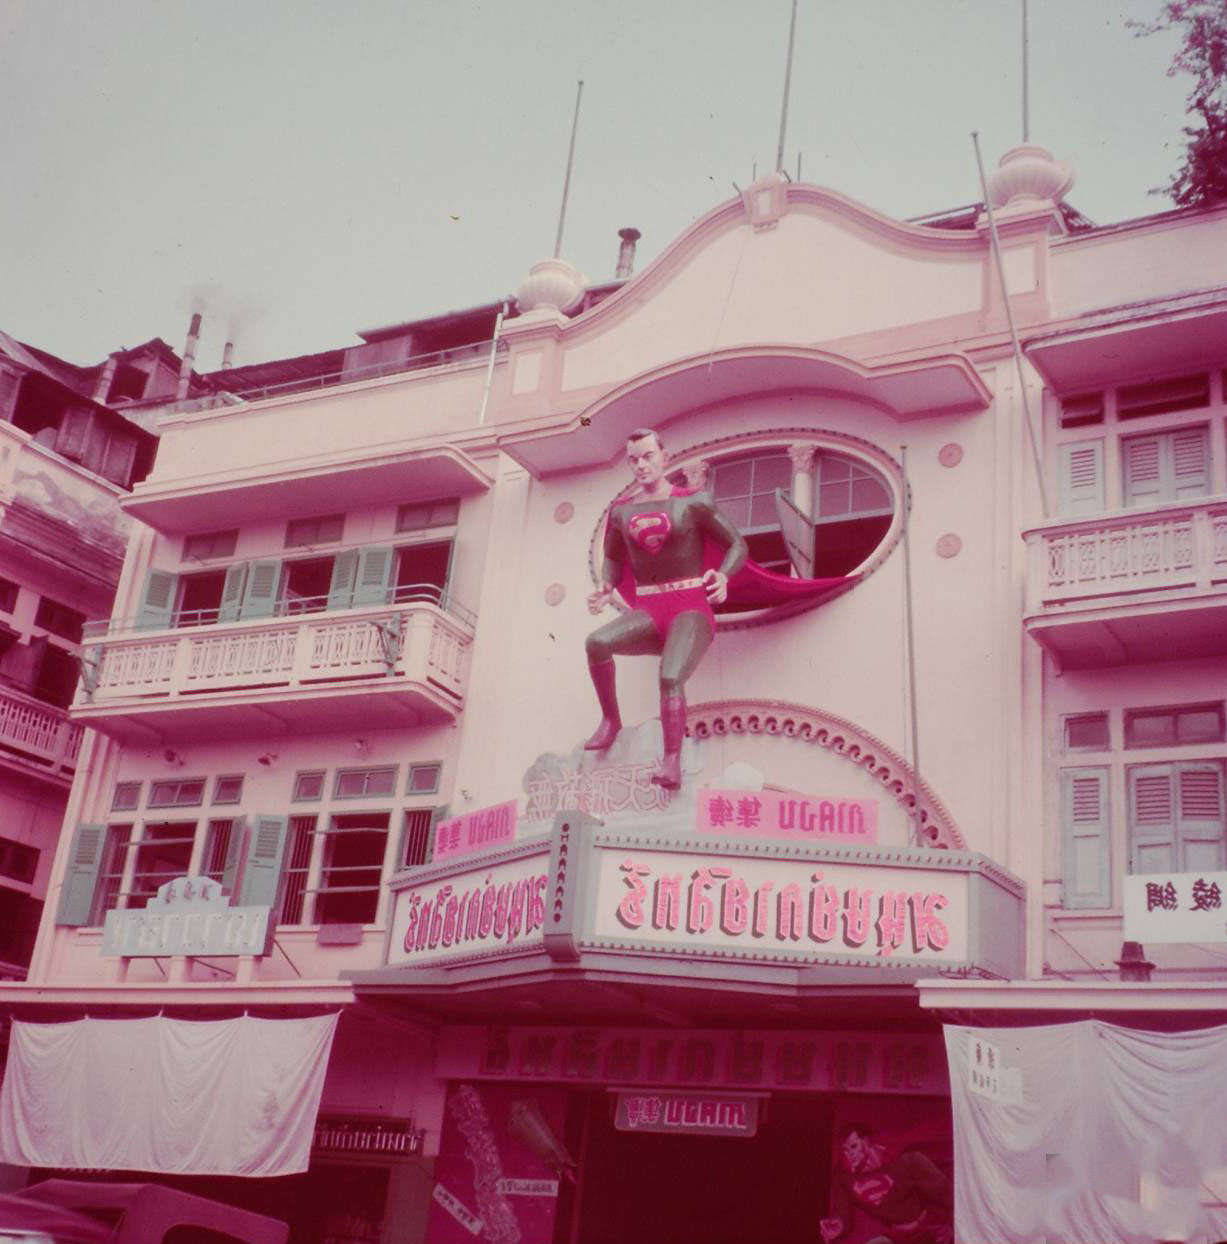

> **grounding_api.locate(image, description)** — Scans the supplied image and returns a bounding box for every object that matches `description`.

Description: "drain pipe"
[476,300,509,427]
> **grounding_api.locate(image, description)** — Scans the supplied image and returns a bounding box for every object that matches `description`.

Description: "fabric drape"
[946,1020,1227,1243]
[0,1013,338,1176]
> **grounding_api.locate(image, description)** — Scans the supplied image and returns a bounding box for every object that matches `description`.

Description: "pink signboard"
[614,1091,760,1137]
[696,788,877,844]
[433,800,518,861]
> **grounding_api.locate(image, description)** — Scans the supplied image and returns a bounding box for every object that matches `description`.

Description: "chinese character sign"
[433,801,518,862]
[696,788,877,844]
[1123,870,1227,944]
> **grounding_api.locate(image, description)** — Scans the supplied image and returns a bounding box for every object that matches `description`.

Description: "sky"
[0,1,1193,373]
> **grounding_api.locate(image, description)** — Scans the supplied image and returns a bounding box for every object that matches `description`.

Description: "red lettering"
[618,860,649,928]
[654,875,682,930]
[721,876,749,934]
[777,883,805,941]
[809,872,840,942]
[876,891,909,957]
[842,888,874,946]
[753,882,774,937]
[911,891,950,951]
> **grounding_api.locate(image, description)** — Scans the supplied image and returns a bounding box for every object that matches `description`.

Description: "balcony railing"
[1025,498,1227,611]
[76,599,472,715]
[0,685,83,773]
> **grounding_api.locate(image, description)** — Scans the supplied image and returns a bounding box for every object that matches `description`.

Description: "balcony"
[1024,497,1227,668]
[72,599,474,742]
[0,686,82,780]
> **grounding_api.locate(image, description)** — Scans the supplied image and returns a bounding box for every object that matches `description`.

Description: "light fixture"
[257,752,278,767]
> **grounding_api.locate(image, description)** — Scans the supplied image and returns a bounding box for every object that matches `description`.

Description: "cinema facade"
[2,145,1227,1242]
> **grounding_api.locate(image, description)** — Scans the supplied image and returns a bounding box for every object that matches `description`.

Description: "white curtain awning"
[0,1013,338,1177]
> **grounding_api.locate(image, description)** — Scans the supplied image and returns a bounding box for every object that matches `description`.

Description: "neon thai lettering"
[401,871,550,956]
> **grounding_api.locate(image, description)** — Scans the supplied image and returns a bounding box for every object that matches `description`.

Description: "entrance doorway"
[569,1092,833,1244]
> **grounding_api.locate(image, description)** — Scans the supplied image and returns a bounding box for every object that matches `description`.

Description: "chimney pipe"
[1116,941,1155,983]
[615,227,641,279]
[92,355,118,404]
[176,312,202,400]
[221,341,234,370]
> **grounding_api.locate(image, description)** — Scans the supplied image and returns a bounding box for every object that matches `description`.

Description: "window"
[0,578,18,614]
[1125,704,1225,749]
[402,808,434,868]
[0,885,42,970]
[213,775,244,805]
[397,498,460,532]
[0,837,38,885]
[293,771,326,802]
[1061,768,1111,909]
[175,571,227,627]
[276,815,317,924]
[1122,425,1209,508]
[127,822,196,904]
[111,782,141,812]
[1129,762,1225,875]
[1060,393,1105,429]
[201,819,236,884]
[711,454,793,575]
[335,767,397,799]
[1064,714,1110,751]
[810,454,894,577]
[34,644,82,710]
[285,514,345,548]
[394,542,452,606]
[279,557,335,615]
[314,812,389,924]
[183,529,238,561]
[148,779,206,808]
[407,763,441,795]
[33,597,84,644]
[1117,373,1209,421]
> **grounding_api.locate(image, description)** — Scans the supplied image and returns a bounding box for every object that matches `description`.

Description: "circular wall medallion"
[936,533,963,559]
[554,502,575,524]
[938,443,963,468]
[544,583,566,606]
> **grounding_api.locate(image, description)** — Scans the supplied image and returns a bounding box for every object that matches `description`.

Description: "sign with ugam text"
[697,788,877,844]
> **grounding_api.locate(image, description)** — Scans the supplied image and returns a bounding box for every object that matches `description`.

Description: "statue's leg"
[583,611,661,750]
[651,610,714,788]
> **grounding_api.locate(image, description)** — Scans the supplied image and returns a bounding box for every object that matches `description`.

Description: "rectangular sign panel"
[591,846,967,963]
[1123,870,1227,943]
[433,800,518,861]
[614,1091,760,1137]
[696,788,877,844]
[100,876,271,958]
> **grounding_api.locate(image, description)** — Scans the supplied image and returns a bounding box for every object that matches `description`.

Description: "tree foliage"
[1133,1,1227,207]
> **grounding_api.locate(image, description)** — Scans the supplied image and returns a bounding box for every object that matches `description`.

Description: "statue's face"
[626,434,666,488]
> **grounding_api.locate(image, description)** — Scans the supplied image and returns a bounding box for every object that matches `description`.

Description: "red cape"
[613,485,858,615]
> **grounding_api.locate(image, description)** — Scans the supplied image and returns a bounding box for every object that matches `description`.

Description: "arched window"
[710,453,793,574]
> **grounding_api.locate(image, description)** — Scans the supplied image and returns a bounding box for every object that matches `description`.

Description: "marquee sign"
[614,1090,761,1137]
[101,875,272,958]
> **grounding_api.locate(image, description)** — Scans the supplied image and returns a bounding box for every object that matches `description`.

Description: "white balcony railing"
[1025,499,1227,611]
[77,601,472,711]
[0,685,83,771]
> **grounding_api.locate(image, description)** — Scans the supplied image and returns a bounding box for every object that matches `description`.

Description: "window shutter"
[352,546,395,607]
[1176,763,1226,873]
[327,548,360,611]
[1123,436,1164,509]
[54,408,93,463]
[216,562,249,623]
[1061,768,1111,909]
[237,814,288,907]
[100,434,138,487]
[238,559,282,620]
[135,569,178,630]
[398,805,445,870]
[56,822,107,926]
[220,815,247,896]
[1058,440,1104,516]
[1171,427,1210,500]
[1128,764,1177,875]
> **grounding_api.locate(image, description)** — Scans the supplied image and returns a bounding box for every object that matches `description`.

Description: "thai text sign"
[387,849,550,967]
[101,875,271,958]
[1123,870,1227,943]
[615,1091,760,1137]
[433,800,518,861]
[596,848,966,962]
[439,1025,949,1096]
[696,788,877,844]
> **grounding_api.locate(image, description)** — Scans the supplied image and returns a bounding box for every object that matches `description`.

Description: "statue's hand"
[702,569,729,604]
[587,586,615,615]
[818,1218,842,1243]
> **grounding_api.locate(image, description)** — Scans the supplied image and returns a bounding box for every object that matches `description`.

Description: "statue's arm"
[600,512,627,592]
[696,495,748,578]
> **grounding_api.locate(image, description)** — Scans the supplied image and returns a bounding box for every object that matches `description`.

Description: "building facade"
[4,144,1227,1242]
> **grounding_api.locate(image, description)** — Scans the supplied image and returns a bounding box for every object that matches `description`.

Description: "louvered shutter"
[135,569,178,630]
[237,814,288,907]
[352,546,395,607]
[216,562,249,623]
[1170,427,1210,500]
[327,549,360,611]
[1058,440,1105,516]
[397,805,445,869]
[56,822,107,926]
[1128,765,1178,874]
[1123,436,1164,509]
[1061,768,1111,909]
[238,559,281,620]
[100,434,138,487]
[220,815,247,895]
[54,407,93,463]
[1176,763,1226,873]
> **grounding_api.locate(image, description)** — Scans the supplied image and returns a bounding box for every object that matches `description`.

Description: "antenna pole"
[1021,0,1030,142]
[775,0,798,174]
[554,80,584,258]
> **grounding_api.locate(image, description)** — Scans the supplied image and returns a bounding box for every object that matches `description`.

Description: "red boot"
[651,692,686,789]
[583,660,622,750]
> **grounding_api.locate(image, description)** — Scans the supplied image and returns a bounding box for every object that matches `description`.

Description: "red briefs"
[632,576,714,640]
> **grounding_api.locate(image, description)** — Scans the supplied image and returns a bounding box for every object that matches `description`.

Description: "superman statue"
[584,427,853,790]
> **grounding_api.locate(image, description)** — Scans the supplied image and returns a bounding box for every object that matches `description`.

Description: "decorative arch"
[685,697,965,850]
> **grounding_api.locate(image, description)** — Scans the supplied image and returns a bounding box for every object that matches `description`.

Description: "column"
[787,445,818,518]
